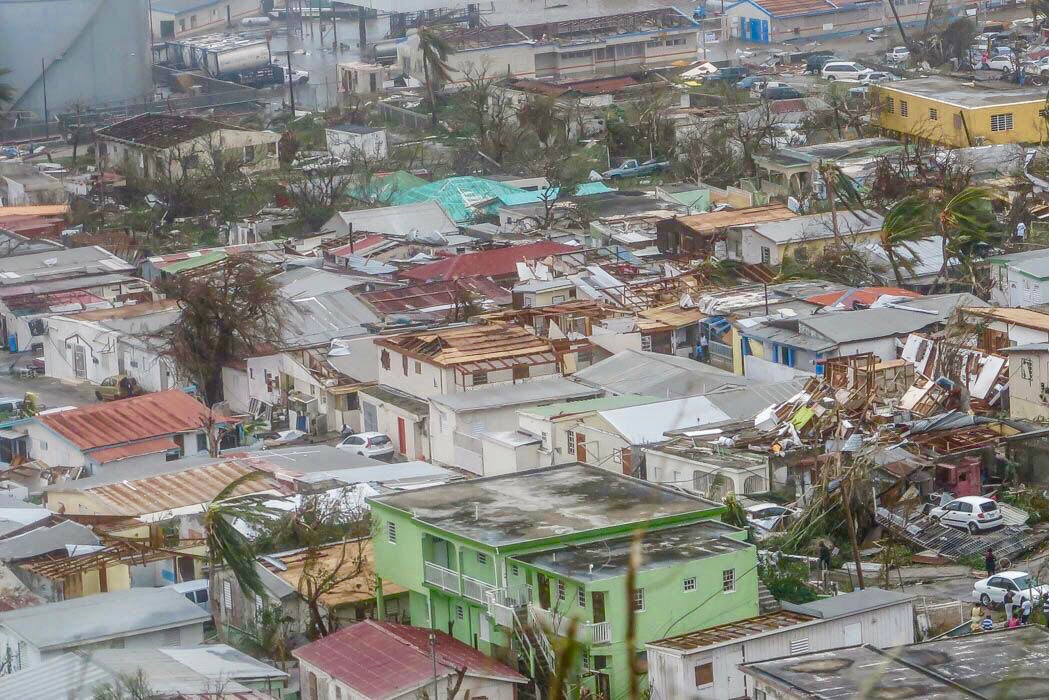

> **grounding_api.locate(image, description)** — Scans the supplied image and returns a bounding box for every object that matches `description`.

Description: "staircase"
[758,580,781,614]
[511,607,562,700]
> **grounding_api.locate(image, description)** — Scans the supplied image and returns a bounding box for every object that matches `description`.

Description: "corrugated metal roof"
[430,377,601,411]
[400,241,574,282]
[87,437,178,464]
[0,587,210,650]
[573,349,749,398]
[598,396,732,444]
[293,621,525,699]
[46,456,290,517]
[37,390,212,451]
[375,322,557,367]
[651,610,815,651]
[671,205,795,235]
[0,521,99,562]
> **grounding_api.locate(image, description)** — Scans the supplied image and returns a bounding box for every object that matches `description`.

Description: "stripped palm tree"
[884,186,1001,292]
[817,160,866,244]
[880,196,929,286]
[417,27,455,129]
[204,470,283,639]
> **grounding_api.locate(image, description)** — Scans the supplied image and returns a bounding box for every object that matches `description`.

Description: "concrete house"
[325,123,388,161]
[428,376,601,474]
[321,201,458,240]
[0,587,209,672]
[294,620,526,700]
[727,210,883,267]
[0,246,146,353]
[96,113,280,179]
[24,390,218,475]
[42,301,181,392]
[647,588,915,700]
[151,0,263,38]
[0,163,66,207]
[724,0,883,43]
[368,463,759,700]
[987,248,1049,308]
[1002,344,1049,422]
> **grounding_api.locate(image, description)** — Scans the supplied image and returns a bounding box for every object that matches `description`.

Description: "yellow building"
[876,77,1049,147]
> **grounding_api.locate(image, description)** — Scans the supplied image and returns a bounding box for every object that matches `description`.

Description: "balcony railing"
[588,621,613,644]
[424,562,460,595]
[486,585,532,628]
[462,574,496,603]
[529,604,613,645]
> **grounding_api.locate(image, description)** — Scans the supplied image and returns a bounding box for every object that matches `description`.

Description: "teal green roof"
[522,395,661,418]
[356,171,429,203]
[496,181,617,208]
[389,176,527,223]
[161,250,228,273]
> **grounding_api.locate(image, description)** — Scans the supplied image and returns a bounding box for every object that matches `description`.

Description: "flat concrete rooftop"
[882,77,1047,108]
[512,520,748,581]
[370,463,721,548]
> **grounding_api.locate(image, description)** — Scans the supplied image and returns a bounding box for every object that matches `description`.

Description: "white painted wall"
[221,366,251,413]
[24,422,86,470]
[645,449,769,496]
[647,600,915,700]
[428,404,531,468]
[326,128,388,160]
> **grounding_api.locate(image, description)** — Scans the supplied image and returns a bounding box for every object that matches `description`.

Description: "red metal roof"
[38,390,213,451]
[400,241,574,282]
[328,235,389,258]
[292,620,525,699]
[361,277,511,314]
[806,286,921,309]
[87,437,178,464]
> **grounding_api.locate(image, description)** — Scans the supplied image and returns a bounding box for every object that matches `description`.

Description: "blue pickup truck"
[601,158,669,179]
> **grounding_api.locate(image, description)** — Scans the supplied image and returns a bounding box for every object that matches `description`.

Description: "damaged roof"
[374,323,557,369]
[95,113,252,150]
[668,205,796,235]
[400,241,574,282]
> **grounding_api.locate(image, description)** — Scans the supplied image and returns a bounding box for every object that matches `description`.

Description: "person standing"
[698,333,709,362]
[818,542,832,571]
[1021,597,1033,625]
[985,548,997,577]
[1017,221,1027,242]
[1005,588,1015,621]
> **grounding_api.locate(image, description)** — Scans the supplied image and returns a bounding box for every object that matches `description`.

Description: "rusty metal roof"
[671,205,796,235]
[45,456,291,517]
[649,609,815,651]
[88,437,178,464]
[38,390,213,451]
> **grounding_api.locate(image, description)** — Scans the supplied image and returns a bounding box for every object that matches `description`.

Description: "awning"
[0,430,26,441]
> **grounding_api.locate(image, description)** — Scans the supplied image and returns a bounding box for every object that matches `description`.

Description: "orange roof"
[806,287,920,309]
[38,390,213,451]
[0,205,70,217]
[671,205,796,235]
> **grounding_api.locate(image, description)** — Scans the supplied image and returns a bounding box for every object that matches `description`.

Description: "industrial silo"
[0,0,152,120]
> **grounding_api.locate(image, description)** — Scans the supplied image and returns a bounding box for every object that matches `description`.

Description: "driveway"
[0,373,96,411]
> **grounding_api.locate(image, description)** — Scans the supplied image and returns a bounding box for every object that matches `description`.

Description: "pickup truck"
[601,158,669,179]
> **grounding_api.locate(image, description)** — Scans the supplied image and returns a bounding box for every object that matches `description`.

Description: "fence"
[378,101,430,131]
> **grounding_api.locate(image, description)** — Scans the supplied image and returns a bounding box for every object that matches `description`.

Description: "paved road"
[0,371,96,411]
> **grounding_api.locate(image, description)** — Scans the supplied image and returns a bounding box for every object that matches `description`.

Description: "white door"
[73,345,87,378]
[843,622,862,646]
[722,646,746,699]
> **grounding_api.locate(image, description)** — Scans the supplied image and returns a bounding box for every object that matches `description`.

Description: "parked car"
[927,495,1003,532]
[751,80,790,97]
[885,46,910,62]
[601,158,669,179]
[168,579,210,611]
[764,85,804,100]
[866,26,886,41]
[821,61,873,82]
[745,503,798,537]
[983,55,1015,71]
[706,66,749,83]
[0,397,24,416]
[262,428,309,448]
[337,431,395,459]
[95,375,145,402]
[861,71,901,84]
[972,571,1049,607]
[736,75,770,89]
[805,53,837,73]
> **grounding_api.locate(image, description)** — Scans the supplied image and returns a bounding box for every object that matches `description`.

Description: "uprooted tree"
[155,257,286,405]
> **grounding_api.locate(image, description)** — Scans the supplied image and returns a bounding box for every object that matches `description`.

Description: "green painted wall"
[369,500,755,699]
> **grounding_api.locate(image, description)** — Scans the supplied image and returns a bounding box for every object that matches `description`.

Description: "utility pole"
[286,49,297,116]
[41,58,49,139]
[836,410,865,589]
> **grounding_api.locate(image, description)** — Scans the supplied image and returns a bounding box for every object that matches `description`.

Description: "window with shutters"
[885,96,894,113]
[929,107,938,121]
[694,662,714,687]
[566,431,575,452]
[640,334,653,351]
[477,552,487,565]
[723,568,735,593]
[456,605,465,620]
[683,576,697,592]
[387,521,397,544]
[790,637,811,654]
[472,370,488,386]
[222,579,233,611]
[557,580,566,601]
[511,564,519,576]
[308,672,318,700]
[380,349,391,370]
[402,354,409,375]
[163,627,180,646]
[415,361,422,374]
[632,588,645,612]
[991,112,1014,131]
[899,100,909,117]
[760,246,771,264]
[578,588,586,607]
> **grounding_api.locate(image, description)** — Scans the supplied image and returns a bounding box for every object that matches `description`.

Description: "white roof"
[597,396,731,444]
[751,210,882,245]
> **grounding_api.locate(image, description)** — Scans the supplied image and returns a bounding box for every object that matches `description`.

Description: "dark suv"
[805,53,837,73]
[706,66,749,83]
[764,86,804,100]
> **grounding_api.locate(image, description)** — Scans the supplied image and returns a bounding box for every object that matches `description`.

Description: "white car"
[338,431,395,459]
[928,495,1003,533]
[745,503,798,537]
[972,571,1049,607]
[861,71,900,85]
[983,55,1014,72]
[751,80,790,97]
[885,46,910,63]
[821,61,873,82]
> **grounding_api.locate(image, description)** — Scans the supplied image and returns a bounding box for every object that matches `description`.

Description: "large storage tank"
[0,0,152,118]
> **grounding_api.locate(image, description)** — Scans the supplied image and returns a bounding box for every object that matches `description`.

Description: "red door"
[397,417,407,455]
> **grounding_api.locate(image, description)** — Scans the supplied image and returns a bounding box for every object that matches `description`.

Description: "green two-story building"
[367,463,759,699]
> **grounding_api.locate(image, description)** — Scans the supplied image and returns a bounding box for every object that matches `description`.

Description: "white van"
[169,579,210,610]
[821,61,873,82]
